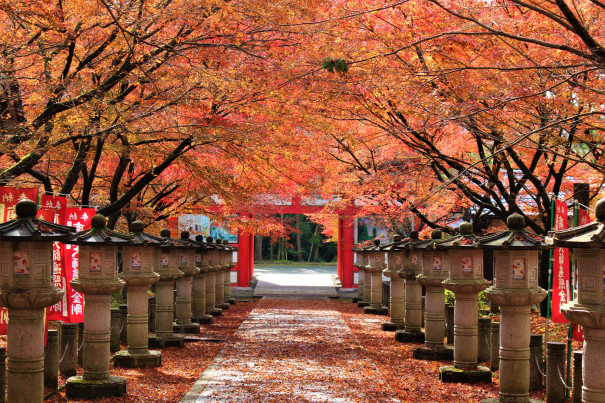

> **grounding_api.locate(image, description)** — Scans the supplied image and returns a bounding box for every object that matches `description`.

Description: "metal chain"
[534,354,546,378]
[557,364,572,390]
[77,337,84,352]
[58,342,69,364]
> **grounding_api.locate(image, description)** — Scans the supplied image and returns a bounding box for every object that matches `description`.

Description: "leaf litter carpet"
[182,298,400,402]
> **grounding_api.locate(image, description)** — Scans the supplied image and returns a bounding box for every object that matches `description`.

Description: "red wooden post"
[236,230,253,287]
[338,215,355,289]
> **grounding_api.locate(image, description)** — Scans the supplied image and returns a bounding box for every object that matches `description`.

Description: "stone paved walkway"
[181,298,400,402]
[253,265,338,297]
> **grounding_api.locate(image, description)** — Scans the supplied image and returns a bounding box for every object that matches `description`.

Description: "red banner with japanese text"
[0,186,38,223]
[64,207,96,323]
[39,195,69,322]
[571,207,591,342]
[551,199,570,323]
[0,186,39,334]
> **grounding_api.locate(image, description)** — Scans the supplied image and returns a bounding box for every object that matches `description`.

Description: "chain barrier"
[557,364,572,390]
[534,354,546,378]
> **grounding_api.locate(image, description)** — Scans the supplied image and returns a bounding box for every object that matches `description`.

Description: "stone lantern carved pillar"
[114,221,161,368]
[209,237,230,311]
[191,235,212,324]
[148,229,184,348]
[357,248,371,308]
[223,239,237,305]
[480,213,547,402]
[382,235,405,331]
[396,231,426,343]
[204,238,222,316]
[546,198,605,403]
[65,214,130,399]
[414,230,454,360]
[440,222,492,383]
[0,199,74,403]
[352,246,364,303]
[173,231,201,334]
[363,239,388,315]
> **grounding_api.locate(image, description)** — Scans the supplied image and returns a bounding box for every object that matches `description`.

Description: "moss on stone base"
[173,322,200,334]
[363,306,389,316]
[381,321,404,331]
[65,375,126,399]
[148,334,185,349]
[439,365,492,383]
[395,330,425,343]
[413,346,454,361]
[113,350,161,368]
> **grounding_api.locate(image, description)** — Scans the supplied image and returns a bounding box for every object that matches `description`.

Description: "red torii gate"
[234,196,358,289]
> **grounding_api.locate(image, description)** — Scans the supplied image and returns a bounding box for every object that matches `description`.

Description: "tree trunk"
[254,235,263,261]
[296,214,303,262]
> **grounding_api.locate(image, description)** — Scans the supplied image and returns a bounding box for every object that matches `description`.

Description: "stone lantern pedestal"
[414,230,453,360]
[114,221,161,368]
[204,238,222,317]
[382,236,405,331]
[546,198,605,403]
[0,199,74,403]
[173,231,201,334]
[356,247,371,307]
[191,235,213,324]
[149,229,185,348]
[352,247,364,303]
[209,238,230,311]
[480,213,547,402]
[439,223,492,383]
[222,240,237,305]
[65,214,129,399]
[396,232,425,343]
[363,239,388,315]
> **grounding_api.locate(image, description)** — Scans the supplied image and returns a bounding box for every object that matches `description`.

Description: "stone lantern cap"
[67,214,132,245]
[546,199,604,248]
[366,238,383,251]
[477,213,548,250]
[222,238,238,251]
[412,229,443,250]
[129,221,170,247]
[435,222,478,249]
[204,236,218,249]
[192,234,209,250]
[381,234,403,251]
[178,230,198,248]
[395,231,427,250]
[158,228,189,248]
[0,199,75,241]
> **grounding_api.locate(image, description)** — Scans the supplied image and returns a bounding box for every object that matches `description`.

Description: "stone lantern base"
[113,349,162,368]
[192,314,213,324]
[395,329,425,343]
[482,399,542,403]
[381,320,404,331]
[148,334,185,349]
[413,345,453,361]
[363,305,388,315]
[439,366,492,383]
[173,322,201,334]
[357,300,370,308]
[65,375,127,399]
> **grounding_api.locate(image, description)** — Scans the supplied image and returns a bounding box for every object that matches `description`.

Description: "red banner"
[0,186,38,223]
[551,200,570,323]
[64,207,96,323]
[39,195,69,322]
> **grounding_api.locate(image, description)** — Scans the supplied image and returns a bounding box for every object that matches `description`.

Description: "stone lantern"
[440,222,492,383]
[414,229,454,360]
[381,235,405,331]
[148,229,184,348]
[0,199,74,403]
[352,245,365,303]
[191,235,212,324]
[203,238,222,316]
[546,199,605,403]
[222,239,237,305]
[114,221,161,368]
[65,214,130,399]
[479,213,547,402]
[357,246,371,307]
[173,231,201,334]
[209,237,230,311]
[395,231,426,343]
[363,239,388,315]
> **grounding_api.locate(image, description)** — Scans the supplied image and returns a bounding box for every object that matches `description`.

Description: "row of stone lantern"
[0,199,237,402]
[353,213,559,402]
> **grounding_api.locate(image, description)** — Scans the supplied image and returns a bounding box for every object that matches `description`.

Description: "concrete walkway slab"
[253,265,338,297]
[181,298,400,402]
